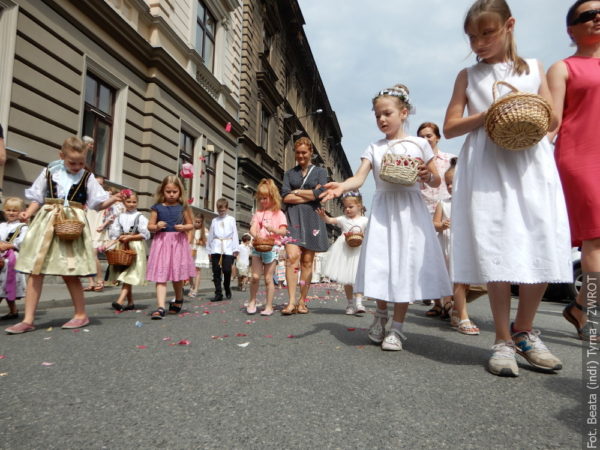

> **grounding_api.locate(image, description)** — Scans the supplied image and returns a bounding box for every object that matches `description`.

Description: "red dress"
[555,56,600,246]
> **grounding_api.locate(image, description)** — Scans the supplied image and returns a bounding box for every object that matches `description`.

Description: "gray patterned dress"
[281,165,329,252]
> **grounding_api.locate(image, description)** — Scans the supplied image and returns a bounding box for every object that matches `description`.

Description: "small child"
[108,190,150,311]
[146,176,196,319]
[444,0,570,376]
[317,192,369,315]
[321,84,452,351]
[0,198,28,320]
[188,214,210,297]
[247,179,288,315]
[433,158,479,335]
[236,234,252,292]
[6,136,121,334]
[275,246,287,289]
[207,198,239,302]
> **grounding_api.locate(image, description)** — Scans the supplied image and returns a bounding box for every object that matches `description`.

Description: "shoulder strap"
[46,168,55,198]
[69,171,91,201]
[299,165,316,189]
[7,224,26,244]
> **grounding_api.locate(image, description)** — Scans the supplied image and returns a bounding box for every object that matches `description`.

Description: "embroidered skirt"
[16,201,96,276]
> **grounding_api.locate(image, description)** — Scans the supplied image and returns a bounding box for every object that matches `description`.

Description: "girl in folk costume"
[188,213,210,298]
[146,176,196,319]
[444,0,571,376]
[321,85,452,351]
[6,137,122,334]
[108,190,150,311]
[0,198,29,320]
[247,178,288,316]
[317,192,369,315]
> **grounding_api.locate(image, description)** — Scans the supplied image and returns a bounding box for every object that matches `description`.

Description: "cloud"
[298,0,573,207]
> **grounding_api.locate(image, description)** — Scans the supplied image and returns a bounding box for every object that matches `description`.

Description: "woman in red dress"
[548,0,600,341]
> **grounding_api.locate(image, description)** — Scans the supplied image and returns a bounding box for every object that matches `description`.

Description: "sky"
[297,0,575,208]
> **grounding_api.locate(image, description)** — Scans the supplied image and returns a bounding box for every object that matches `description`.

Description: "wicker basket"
[484,81,552,151]
[253,236,275,252]
[379,139,423,185]
[106,242,137,267]
[344,226,364,248]
[54,208,84,241]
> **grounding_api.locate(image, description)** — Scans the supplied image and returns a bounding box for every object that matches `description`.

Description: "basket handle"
[347,225,363,233]
[384,139,423,158]
[492,81,519,102]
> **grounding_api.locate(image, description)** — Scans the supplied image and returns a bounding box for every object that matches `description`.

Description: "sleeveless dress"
[355,137,452,303]
[554,56,600,246]
[451,59,572,284]
[322,215,368,285]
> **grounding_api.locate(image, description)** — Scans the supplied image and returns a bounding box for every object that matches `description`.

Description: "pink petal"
[0,355,5,359]
[347,328,356,332]
[312,229,320,236]
[287,334,295,338]
[162,337,172,341]
[235,333,247,337]
[41,362,55,366]
[264,334,273,338]
[177,339,191,346]
[136,345,147,349]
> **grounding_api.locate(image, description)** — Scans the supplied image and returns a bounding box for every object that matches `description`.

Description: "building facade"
[0,0,351,231]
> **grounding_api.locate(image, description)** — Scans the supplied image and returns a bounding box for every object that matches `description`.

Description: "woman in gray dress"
[281,137,329,314]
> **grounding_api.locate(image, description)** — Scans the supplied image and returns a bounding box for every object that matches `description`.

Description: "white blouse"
[108,210,150,240]
[207,215,240,255]
[0,221,29,250]
[25,166,108,210]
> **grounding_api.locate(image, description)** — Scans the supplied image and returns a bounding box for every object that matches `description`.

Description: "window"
[82,73,115,176]
[196,1,216,71]
[202,149,216,211]
[260,107,270,151]
[179,130,195,199]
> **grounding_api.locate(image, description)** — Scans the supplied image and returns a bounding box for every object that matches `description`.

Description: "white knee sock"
[391,321,404,333]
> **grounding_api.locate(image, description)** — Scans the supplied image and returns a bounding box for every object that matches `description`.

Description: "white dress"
[323,215,369,285]
[451,59,572,284]
[192,228,210,268]
[355,137,452,303]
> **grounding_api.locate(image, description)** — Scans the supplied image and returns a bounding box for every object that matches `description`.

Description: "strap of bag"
[299,165,316,190]
[7,224,26,244]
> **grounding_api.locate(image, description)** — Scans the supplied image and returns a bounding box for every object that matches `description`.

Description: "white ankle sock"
[391,321,404,333]
[376,308,388,317]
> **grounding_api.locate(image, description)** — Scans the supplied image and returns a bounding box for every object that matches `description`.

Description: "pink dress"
[146,203,196,282]
[555,56,600,246]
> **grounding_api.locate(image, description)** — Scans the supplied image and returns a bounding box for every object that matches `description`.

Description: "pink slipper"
[246,305,257,315]
[260,309,274,316]
[61,318,90,329]
[5,322,36,334]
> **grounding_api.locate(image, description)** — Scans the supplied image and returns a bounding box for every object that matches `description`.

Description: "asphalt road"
[0,284,586,449]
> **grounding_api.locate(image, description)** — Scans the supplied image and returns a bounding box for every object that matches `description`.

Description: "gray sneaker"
[367,312,389,344]
[381,329,406,351]
[512,329,563,371]
[488,341,519,377]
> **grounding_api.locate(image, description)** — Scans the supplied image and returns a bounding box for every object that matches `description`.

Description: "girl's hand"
[157,221,167,230]
[96,226,104,232]
[319,182,343,202]
[418,163,430,182]
[174,224,186,232]
[443,219,451,229]
[19,211,30,221]
[316,208,326,218]
[118,235,129,243]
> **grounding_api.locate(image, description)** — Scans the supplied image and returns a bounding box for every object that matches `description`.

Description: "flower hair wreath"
[374,88,416,115]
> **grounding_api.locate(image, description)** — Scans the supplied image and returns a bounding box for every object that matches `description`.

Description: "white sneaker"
[512,329,563,371]
[355,300,366,314]
[488,341,519,377]
[345,304,357,315]
[381,329,406,351]
[367,312,389,344]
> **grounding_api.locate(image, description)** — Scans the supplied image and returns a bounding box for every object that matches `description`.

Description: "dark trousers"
[211,254,234,295]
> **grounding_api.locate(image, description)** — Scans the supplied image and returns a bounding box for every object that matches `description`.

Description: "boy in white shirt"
[207,198,239,301]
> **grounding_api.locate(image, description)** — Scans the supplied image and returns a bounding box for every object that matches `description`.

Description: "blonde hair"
[255,178,282,212]
[194,214,206,245]
[61,136,85,154]
[216,197,229,209]
[372,84,411,111]
[464,0,529,75]
[3,197,25,211]
[341,192,364,210]
[155,175,188,209]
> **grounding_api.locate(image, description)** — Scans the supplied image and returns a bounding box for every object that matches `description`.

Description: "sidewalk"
[35,265,216,310]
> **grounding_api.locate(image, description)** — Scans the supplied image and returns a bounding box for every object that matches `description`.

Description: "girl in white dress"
[317,192,369,315]
[189,214,210,297]
[321,84,452,351]
[0,198,28,320]
[433,160,479,336]
[444,0,571,376]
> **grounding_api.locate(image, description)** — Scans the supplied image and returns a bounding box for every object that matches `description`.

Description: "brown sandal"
[425,305,442,317]
[563,301,590,341]
[296,302,309,314]
[281,304,297,315]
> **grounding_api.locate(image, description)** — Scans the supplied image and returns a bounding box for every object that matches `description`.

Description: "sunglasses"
[569,8,600,25]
